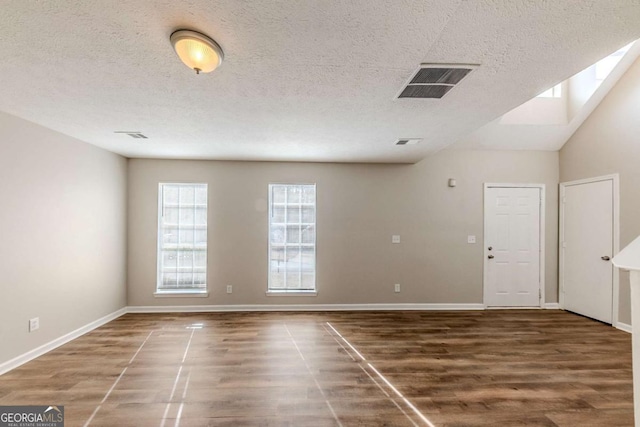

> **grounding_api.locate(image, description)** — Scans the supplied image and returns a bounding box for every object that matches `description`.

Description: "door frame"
[559,174,620,326]
[483,183,546,308]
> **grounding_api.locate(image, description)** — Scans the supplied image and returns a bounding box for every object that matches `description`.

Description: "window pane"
[271,225,285,244]
[178,272,194,286]
[193,273,206,286]
[302,225,315,244]
[162,272,177,288]
[302,186,315,204]
[287,206,300,223]
[158,183,207,292]
[178,250,193,268]
[195,208,206,225]
[179,207,194,224]
[162,250,178,269]
[179,229,194,245]
[287,186,301,203]
[163,228,178,245]
[270,247,286,270]
[286,247,301,270]
[194,250,207,268]
[194,229,207,246]
[301,247,315,272]
[195,187,207,204]
[268,184,316,292]
[286,225,300,243]
[272,185,286,203]
[180,186,194,204]
[272,206,285,223]
[164,186,179,204]
[270,271,285,288]
[165,207,179,224]
[302,273,315,289]
[301,206,315,223]
[286,271,301,288]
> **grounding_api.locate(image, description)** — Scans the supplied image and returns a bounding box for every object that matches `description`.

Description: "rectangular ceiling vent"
[114,131,148,139]
[397,64,478,99]
[395,138,422,145]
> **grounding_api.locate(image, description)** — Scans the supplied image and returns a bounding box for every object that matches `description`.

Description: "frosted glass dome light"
[170,29,224,74]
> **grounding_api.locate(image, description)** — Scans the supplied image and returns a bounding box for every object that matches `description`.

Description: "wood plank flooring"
[0,310,633,426]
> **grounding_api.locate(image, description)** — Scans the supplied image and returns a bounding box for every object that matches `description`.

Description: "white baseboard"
[616,322,632,333]
[0,307,127,376]
[126,303,486,313]
[543,303,560,309]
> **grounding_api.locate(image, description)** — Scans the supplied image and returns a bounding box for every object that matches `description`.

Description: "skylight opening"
[595,42,633,81]
[537,83,562,98]
[500,39,637,127]
[536,42,633,99]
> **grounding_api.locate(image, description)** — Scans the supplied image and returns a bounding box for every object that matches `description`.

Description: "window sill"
[266,290,317,297]
[154,291,209,298]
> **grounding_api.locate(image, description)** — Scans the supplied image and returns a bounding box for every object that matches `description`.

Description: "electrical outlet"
[226,285,233,294]
[467,235,476,244]
[392,235,401,244]
[394,283,401,293]
[29,317,39,332]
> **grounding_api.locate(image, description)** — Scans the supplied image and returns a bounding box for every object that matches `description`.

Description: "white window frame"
[155,183,209,297]
[267,183,317,296]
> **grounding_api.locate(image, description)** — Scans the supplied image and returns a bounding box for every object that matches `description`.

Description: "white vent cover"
[395,138,422,145]
[114,131,148,139]
[397,64,478,99]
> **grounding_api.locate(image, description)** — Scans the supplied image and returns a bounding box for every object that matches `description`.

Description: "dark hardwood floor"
[0,310,633,426]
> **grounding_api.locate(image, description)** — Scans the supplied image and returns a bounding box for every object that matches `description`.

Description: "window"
[157,183,208,294]
[537,83,562,98]
[268,184,316,292]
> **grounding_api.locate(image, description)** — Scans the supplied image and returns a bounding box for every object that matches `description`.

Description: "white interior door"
[484,187,541,307]
[561,179,614,323]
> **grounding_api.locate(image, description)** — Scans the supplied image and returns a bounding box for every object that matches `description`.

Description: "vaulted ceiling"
[2,1,640,163]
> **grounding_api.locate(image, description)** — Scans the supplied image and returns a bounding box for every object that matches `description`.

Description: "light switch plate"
[467,235,476,244]
[29,317,39,332]
[392,235,401,244]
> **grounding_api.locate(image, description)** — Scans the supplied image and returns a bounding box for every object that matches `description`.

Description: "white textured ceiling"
[2,1,640,163]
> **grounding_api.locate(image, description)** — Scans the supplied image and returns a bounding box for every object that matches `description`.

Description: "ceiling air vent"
[114,131,148,139]
[395,138,422,145]
[397,64,478,99]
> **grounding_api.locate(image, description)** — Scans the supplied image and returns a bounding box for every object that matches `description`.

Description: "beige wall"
[9,54,640,366]
[0,112,127,365]
[560,57,640,325]
[128,150,558,307]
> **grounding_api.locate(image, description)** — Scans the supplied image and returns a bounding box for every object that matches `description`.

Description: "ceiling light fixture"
[170,29,224,74]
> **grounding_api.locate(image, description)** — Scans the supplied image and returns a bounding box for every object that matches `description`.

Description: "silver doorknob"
[601,256,611,261]
[488,254,494,259]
